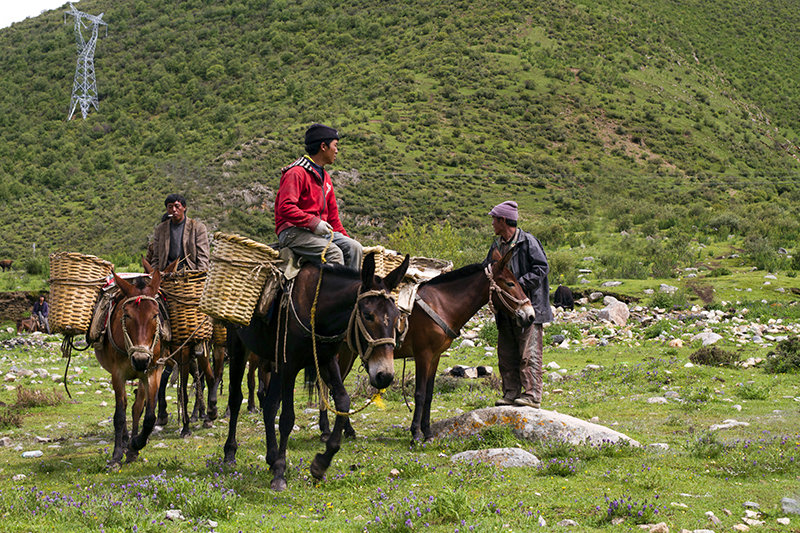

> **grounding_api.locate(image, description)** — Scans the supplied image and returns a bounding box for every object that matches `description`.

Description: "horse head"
[352,252,410,390]
[113,270,163,373]
[489,248,535,327]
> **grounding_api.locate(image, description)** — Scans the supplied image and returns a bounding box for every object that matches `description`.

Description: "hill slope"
[0,0,799,263]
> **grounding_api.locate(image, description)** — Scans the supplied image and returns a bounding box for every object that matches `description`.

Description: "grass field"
[0,303,798,532]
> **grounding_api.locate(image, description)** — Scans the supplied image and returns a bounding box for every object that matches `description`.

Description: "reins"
[309,234,389,417]
[484,264,531,315]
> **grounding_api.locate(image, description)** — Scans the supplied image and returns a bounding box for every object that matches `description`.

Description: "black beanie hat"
[305,123,339,145]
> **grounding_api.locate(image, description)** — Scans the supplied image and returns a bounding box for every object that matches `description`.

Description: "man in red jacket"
[275,123,363,270]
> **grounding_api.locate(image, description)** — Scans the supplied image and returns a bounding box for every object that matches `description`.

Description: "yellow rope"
[309,233,385,417]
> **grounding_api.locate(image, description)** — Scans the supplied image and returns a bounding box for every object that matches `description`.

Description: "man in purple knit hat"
[485,201,552,408]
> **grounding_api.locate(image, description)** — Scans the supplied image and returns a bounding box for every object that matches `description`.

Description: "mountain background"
[1,0,799,275]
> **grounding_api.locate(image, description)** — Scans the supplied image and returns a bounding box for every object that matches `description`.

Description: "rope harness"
[484,264,531,315]
[346,289,397,366]
[118,295,161,367]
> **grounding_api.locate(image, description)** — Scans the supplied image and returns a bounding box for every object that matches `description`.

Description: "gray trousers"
[35,312,51,334]
[496,314,543,403]
[278,226,363,271]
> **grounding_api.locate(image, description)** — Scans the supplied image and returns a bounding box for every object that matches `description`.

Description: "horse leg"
[223,333,247,464]
[110,374,128,467]
[156,361,173,426]
[190,355,204,423]
[310,358,350,481]
[127,368,163,463]
[270,370,296,492]
[262,367,279,467]
[205,341,223,424]
[247,353,258,413]
[420,373,437,441]
[179,350,192,437]
[318,382,331,443]
[131,385,145,439]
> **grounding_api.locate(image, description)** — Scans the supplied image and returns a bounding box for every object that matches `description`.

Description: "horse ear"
[497,249,512,271]
[382,254,409,292]
[142,256,153,274]
[146,268,162,296]
[491,247,503,263]
[114,272,136,297]
[361,253,376,287]
[164,259,179,273]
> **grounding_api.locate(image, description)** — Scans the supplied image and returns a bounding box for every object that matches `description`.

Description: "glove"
[313,220,333,236]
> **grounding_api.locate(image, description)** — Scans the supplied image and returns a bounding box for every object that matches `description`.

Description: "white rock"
[776,518,790,525]
[22,450,43,458]
[546,361,561,370]
[692,332,723,346]
[647,397,668,404]
[709,419,750,431]
[451,448,540,468]
[165,509,185,521]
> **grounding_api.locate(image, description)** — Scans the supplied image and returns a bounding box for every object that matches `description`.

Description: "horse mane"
[422,263,484,287]
[129,275,152,290]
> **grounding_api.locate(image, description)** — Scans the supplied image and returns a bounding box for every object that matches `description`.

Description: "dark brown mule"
[223,253,409,491]
[326,248,534,443]
[94,267,168,466]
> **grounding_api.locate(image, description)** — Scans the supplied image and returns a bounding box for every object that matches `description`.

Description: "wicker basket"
[160,270,213,342]
[49,252,114,335]
[211,320,227,346]
[362,246,407,278]
[200,232,280,325]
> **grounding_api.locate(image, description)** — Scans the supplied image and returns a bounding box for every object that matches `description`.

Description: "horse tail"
[304,365,318,403]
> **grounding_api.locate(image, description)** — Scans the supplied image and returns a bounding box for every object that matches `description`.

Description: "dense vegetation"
[0,0,799,271]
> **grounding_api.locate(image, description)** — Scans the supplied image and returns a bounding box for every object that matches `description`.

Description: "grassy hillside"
[0,0,799,267]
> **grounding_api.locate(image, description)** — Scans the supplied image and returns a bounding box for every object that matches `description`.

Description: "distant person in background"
[147,194,210,272]
[485,201,552,408]
[32,295,50,334]
[274,123,363,270]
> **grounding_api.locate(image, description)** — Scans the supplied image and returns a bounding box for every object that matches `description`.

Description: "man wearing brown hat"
[274,123,363,269]
[485,200,552,408]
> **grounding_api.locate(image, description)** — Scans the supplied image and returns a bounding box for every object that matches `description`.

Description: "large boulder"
[431,406,640,446]
[599,298,630,326]
[451,448,540,468]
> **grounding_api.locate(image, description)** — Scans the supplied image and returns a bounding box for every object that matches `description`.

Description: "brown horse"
[0,259,12,272]
[223,253,409,491]
[16,315,45,334]
[94,268,167,466]
[326,248,534,443]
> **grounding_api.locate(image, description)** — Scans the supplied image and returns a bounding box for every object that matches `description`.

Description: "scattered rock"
[733,525,750,532]
[12,473,26,481]
[557,519,578,527]
[659,284,678,294]
[647,397,668,404]
[709,419,750,431]
[22,450,43,458]
[165,509,186,521]
[451,448,540,468]
[0,437,11,447]
[601,281,622,287]
[705,511,721,525]
[599,300,630,326]
[692,332,723,346]
[648,522,668,533]
[782,497,800,515]
[776,518,790,526]
[589,292,604,302]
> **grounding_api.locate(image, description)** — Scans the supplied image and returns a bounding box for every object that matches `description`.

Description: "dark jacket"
[33,300,48,317]
[485,229,552,324]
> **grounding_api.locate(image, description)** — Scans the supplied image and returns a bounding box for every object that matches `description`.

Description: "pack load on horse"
[321,247,535,443]
[200,232,408,491]
[156,269,220,436]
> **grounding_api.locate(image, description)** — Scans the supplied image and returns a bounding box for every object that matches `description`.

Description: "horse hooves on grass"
[155,416,168,427]
[202,419,213,429]
[310,454,328,481]
[344,429,357,439]
[125,450,139,463]
[270,477,288,492]
[107,460,122,472]
[180,429,192,438]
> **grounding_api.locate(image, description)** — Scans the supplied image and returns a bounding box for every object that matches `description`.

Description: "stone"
[599,301,630,326]
[743,501,760,509]
[547,372,563,383]
[668,339,683,348]
[431,406,640,446]
[705,511,721,525]
[709,419,749,431]
[589,292,604,302]
[0,437,11,447]
[776,517,790,525]
[647,397,668,404]
[782,497,800,515]
[601,281,622,287]
[545,361,561,370]
[460,339,475,348]
[551,334,566,345]
[451,447,540,468]
[538,515,547,527]
[165,509,185,521]
[556,519,578,527]
[692,332,723,346]
[648,443,670,451]
[659,284,678,294]
[22,450,43,458]
[732,525,749,532]
[12,474,26,481]
[648,522,668,533]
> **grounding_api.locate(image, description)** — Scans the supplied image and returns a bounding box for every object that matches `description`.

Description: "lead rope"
[310,233,386,417]
[484,264,531,315]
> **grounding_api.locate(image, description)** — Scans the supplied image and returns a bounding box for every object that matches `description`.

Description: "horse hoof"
[181,429,192,438]
[125,450,139,463]
[344,429,357,439]
[107,460,122,471]
[270,478,287,492]
[202,419,213,429]
[155,415,168,427]
[310,455,327,481]
[189,415,199,423]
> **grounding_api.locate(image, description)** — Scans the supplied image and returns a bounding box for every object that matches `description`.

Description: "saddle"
[86,275,172,346]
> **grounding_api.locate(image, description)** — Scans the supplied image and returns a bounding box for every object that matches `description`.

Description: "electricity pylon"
[65,3,107,120]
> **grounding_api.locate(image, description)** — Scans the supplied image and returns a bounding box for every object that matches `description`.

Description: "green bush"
[689,346,740,367]
[764,337,800,374]
[548,250,578,285]
[648,290,688,310]
[23,257,48,276]
[479,320,498,345]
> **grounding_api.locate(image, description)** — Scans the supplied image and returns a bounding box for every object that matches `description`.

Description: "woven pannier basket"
[161,270,213,343]
[200,232,280,325]
[49,252,114,335]
[361,246,407,278]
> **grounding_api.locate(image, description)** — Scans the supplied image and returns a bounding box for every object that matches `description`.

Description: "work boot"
[514,396,540,409]
[495,396,516,406]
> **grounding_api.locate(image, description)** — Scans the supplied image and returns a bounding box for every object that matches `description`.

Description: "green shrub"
[23,257,48,276]
[735,382,770,400]
[648,290,688,310]
[479,320,498,345]
[707,267,731,277]
[764,337,800,374]
[689,346,740,367]
[548,250,578,285]
[686,432,725,459]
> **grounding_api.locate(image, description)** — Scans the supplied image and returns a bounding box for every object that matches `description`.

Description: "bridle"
[117,295,161,367]
[484,264,531,316]
[346,289,398,366]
